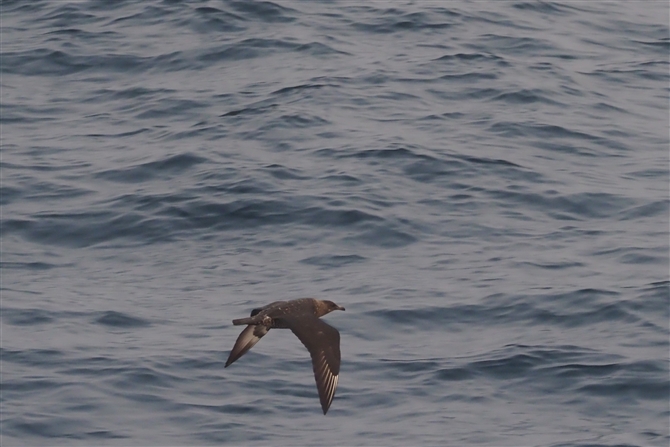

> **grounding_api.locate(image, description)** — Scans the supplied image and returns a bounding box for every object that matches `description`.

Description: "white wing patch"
[314,351,339,413]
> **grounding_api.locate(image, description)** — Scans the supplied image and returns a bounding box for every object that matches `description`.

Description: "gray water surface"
[2,1,669,446]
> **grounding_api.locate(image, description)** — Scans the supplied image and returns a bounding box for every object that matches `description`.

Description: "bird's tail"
[232,317,255,325]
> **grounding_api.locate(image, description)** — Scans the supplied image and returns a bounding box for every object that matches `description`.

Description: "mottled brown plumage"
[225,298,345,414]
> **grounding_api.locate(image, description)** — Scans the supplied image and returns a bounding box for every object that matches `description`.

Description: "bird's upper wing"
[279,315,341,414]
[225,324,269,368]
[250,301,287,317]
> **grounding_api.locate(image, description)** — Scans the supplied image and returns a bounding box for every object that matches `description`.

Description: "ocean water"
[2,1,668,445]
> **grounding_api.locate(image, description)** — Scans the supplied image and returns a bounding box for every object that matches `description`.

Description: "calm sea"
[2,1,668,446]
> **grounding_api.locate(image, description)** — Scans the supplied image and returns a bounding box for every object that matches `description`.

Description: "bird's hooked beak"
[336,305,345,311]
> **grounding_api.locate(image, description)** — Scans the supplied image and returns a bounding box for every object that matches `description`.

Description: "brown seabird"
[225,298,345,414]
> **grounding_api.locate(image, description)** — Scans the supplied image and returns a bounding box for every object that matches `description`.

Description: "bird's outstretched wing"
[225,324,269,367]
[280,316,341,414]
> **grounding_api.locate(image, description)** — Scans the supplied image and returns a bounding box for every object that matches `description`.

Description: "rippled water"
[2,1,669,446]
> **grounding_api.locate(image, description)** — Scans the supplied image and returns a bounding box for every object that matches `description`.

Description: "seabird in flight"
[225,298,345,414]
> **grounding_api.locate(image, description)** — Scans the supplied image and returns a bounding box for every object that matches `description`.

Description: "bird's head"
[317,299,346,316]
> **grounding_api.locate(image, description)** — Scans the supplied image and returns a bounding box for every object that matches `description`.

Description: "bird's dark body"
[233,298,319,327]
[225,298,345,414]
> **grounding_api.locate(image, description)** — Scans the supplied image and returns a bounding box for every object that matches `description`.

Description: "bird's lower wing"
[281,316,341,414]
[225,324,269,367]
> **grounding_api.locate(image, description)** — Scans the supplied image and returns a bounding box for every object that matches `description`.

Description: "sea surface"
[1,1,669,446]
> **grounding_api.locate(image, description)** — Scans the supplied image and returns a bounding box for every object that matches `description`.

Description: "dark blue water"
[2,1,668,445]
